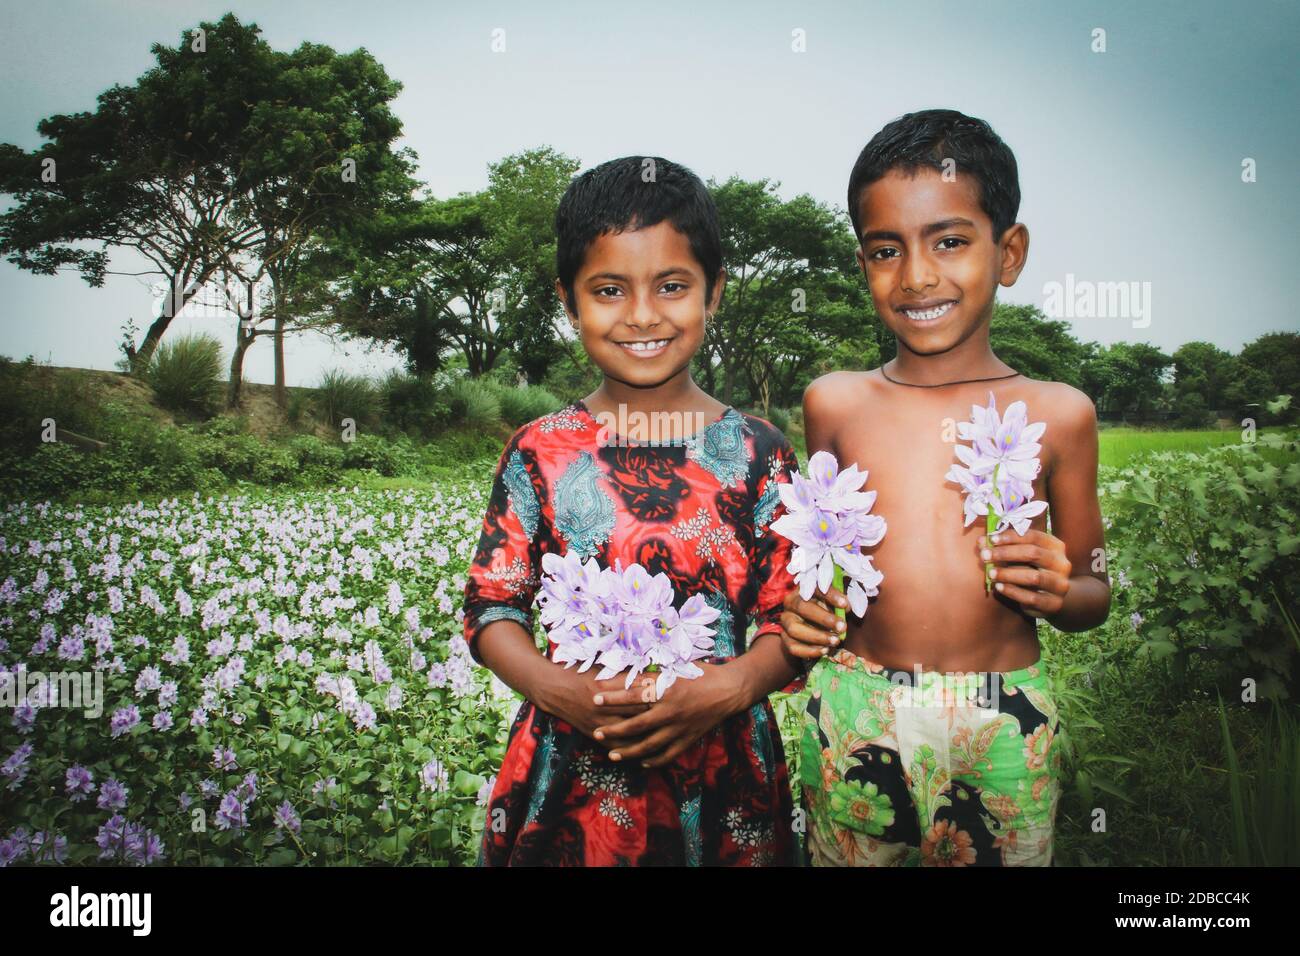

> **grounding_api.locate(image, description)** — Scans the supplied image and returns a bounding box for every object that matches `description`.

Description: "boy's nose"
[901,254,939,294]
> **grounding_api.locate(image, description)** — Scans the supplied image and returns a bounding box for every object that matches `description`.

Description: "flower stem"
[833,564,846,619]
[985,464,999,593]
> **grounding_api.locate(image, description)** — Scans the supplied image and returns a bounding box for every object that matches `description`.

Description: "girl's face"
[559,220,724,391]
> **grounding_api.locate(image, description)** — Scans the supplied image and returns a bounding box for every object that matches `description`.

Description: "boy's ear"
[708,269,727,314]
[555,278,578,327]
[997,223,1030,287]
[855,244,869,281]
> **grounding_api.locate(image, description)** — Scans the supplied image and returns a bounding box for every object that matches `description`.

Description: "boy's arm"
[985,389,1111,631]
[1041,391,1111,631]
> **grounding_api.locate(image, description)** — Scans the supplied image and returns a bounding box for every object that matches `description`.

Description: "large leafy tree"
[325,148,579,379]
[989,303,1097,388]
[0,13,413,409]
[1080,342,1173,419]
[705,179,871,409]
[0,14,275,376]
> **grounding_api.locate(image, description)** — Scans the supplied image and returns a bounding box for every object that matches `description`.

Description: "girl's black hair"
[847,109,1020,242]
[555,156,721,313]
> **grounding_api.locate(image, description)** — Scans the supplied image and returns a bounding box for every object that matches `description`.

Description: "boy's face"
[558,220,724,390]
[854,167,1027,357]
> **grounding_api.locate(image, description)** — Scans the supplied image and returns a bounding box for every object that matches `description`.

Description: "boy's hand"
[591,662,745,768]
[981,530,1072,618]
[778,586,848,659]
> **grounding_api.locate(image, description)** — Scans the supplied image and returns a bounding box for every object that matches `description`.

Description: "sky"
[0,0,1296,385]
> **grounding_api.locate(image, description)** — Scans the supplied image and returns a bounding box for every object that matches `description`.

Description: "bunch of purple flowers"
[946,392,1048,591]
[769,450,886,617]
[537,551,721,699]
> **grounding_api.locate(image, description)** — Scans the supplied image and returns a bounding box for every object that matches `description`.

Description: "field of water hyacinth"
[0,480,520,866]
[1,427,1295,867]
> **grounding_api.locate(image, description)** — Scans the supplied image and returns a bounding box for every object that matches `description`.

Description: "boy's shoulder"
[1016,378,1097,432]
[803,369,883,414]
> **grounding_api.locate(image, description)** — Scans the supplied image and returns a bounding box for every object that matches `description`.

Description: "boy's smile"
[855,168,1027,360]
[560,220,724,390]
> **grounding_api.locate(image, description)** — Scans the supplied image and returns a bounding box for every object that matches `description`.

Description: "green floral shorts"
[799,648,1062,866]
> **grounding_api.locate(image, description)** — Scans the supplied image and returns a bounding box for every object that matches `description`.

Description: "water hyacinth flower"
[536,550,720,699]
[769,451,886,618]
[945,393,1048,591]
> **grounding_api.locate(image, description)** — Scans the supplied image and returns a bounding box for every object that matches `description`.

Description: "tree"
[1238,332,1300,420]
[989,303,1096,387]
[1080,342,1173,420]
[706,179,870,409]
[1171,341,1235,411]
[327,148,579,379]
[0,14,276,376]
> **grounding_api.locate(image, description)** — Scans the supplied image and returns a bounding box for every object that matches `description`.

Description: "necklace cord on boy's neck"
[879,366,1022,388]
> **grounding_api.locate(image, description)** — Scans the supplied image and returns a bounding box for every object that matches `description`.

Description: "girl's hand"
[981,530,1072,618]
[534,666,657,744]
[778,586,847,659]
[591,662,746,768]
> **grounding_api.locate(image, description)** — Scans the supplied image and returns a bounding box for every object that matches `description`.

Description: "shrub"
[288,435,346,482]
[317,369,380,432]
[0,355,107,449]
[380,370,450,437]
[767,406,791,435]
[341,433,403,476]
[1102,432,1300,700]
[494,384,562,427]
[145,332,224,419]
[445,377,501,430]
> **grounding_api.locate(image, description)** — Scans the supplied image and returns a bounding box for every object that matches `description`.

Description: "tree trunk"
[130,313,174,379]
[269,269,288,410]
[227,331,251,409]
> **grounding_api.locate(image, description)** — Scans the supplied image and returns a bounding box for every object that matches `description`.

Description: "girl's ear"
[555,278,578,328]
[708,269,727,314]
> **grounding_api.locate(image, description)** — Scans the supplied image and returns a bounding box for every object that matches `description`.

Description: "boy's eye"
[937,237,967,251]
[868,247,899,261]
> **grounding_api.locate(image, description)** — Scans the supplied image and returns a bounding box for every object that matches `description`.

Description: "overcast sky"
[1,0,1296,384]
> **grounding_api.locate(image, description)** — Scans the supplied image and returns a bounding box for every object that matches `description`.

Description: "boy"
[780,110,1110,866]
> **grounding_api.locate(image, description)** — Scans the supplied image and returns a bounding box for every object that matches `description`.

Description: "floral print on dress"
[461,400,801,866]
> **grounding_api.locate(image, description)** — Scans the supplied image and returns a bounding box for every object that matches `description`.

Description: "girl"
[461,156,804,865]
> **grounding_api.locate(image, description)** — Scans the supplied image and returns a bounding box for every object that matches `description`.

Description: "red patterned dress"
[461,399,802,866]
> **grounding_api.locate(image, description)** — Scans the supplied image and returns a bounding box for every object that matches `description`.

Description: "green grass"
[1096,427,1248,469]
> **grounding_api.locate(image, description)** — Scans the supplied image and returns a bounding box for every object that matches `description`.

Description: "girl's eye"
[660,281,686,294]
[595,286,623,298]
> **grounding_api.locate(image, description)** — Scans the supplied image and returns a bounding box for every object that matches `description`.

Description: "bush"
[446,377,502,430]
[767,406,791,434]
[1102,432,1300,700]
[492,383,563,427]
[317,369,380,432]
[380,370,450,437]
[288,435,346,482]
[341,433,407,476]
[145,332,224,419]
[0,355,108,449]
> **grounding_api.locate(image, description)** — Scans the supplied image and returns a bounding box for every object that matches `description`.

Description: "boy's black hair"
[847,109,1020,243]
[555,156,721,314]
